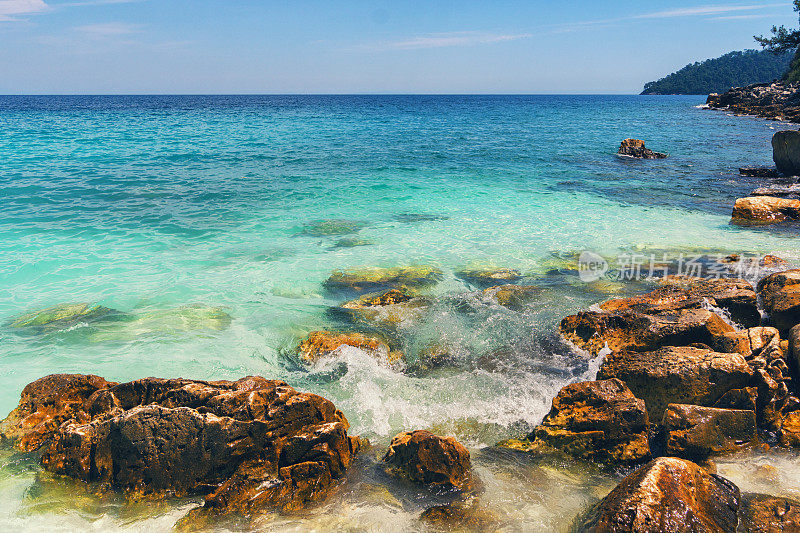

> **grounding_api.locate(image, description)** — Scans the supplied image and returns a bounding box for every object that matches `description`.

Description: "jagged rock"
[574,457,740,533]
[731,196,800,226]
[713,387,758,412]
[662,404,757,458]
[482,284,541,310]
[773,130,800,176]
[455,267,521,287]
[596,346,754,421]
[2,375,359,517]
[334,288,430,332]
[560,308,735,357]
[758,270,800,332]
[503,379,650,464]
[740,167,783,178]
[600,276,760,328]
[739,493,800,533]
[761,254,789,269]
[0,374,115,452]
[752,184,800,198]
[295,330,401,366]
[715,327,780,358]
[617,139,667,159]
[382,430,472,491]
[779,410,800,446]
[325,266,442,293]
[6,303,118,335]
[788,323,800,381]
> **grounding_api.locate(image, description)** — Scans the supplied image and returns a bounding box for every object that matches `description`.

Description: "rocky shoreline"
[4,258,800,530]
[707,81,800,123]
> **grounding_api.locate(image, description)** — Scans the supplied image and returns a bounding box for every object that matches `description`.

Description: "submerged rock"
[482,284,541,311]
[731,196,800,226]
[574,457,740,533]
[2,375,360,518]
[617,138,667,159]
[561,307,735,357]
[501,379,650,465]
[393,213,449,223]
[335,288,431,332]
[325,265,443,293]
[6,303,118,335]
[597,346,754,421]
[662,404,757,458]
[296,330,401,366]
[332,237,373,248]
[301,218,367,237]
[738,493,800,533]
[382,430,472,491]
[420,498,497,530]
[455,267,522,287]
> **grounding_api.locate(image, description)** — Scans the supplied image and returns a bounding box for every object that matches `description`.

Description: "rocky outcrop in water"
[738,494,800,533]
[500,379,650,464]
[455,267,522,287]
[758,270,800,332]
[6,303,118,335]
[296,330,401,366]
[324,266,443,294]
[731,196,800,226]
[740,166,783,178]
[707,81,800,122]
[617,139,667,159]
[382,430,472,491]
[574,457,740,533]
[773,130,800,176]
[1,374,360,518]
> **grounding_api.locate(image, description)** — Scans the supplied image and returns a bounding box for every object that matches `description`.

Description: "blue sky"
[0,0,797,94]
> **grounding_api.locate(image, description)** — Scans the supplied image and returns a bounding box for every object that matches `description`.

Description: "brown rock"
[662,404,757,458]
[0,374,115,452]
[597,346,754,421]
[715,327,780,358]
[574,457,740,533]
[2,375,359,517]
[739,493,800,533]
[617,139,668,159]
[382,430,471,490]
[420,498,497,530]
[600,276,760,328]
[525,379,650,464]
[731,197,800,226]
[561,308,735,357]
[713,387,758,412]
[455,267,522,287]
[335,288,430,333]
[761,255,789,269]
[295,330,401,365]
[324,265,442,293]
[779,411,800,447]
[758,270,800,332]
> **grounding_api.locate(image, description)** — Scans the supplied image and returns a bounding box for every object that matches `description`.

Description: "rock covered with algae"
[6,303,117,334]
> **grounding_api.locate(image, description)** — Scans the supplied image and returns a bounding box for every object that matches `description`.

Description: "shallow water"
[0,95,799,531]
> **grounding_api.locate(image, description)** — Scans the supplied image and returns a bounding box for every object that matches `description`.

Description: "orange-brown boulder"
[382,430,471,491]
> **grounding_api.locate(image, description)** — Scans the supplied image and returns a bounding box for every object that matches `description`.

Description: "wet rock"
[731,196,800,226]
[740,167,783,178]
[560,308,735,357]
[773,130,800,176]
[334,288,431,332]
[758,270,800,332]
[420,498,497,530]
[597,346,754,421]
[600,276,760,328]
[325,265,443,293]
[662,404,757,458]
[778,410,800,446]
[0,374,115,452]
[713,387,758,412]
[739,493,800,533]
[6,303,118,335]
[788,323,800,381]
[301,219,367,237]
[2,375,360,516]
[761,254,789,269]
[715,327,780,358]
[455,267,522,287]
[617,139,668,159]
[382,430,472,491]
[574,457,740,533]
[296,330,401,366]
[482,284,541,310]
[752,184,800,198]
[507,379,650,464]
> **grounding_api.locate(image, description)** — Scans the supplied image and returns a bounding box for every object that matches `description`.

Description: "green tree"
[755,0,800,54]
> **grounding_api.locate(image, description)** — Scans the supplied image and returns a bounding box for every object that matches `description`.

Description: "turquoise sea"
[1,95,799,531]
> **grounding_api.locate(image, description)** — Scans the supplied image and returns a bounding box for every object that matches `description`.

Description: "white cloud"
[0,0,48,21]
[74,21,138,36]
[369,31,531,51]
